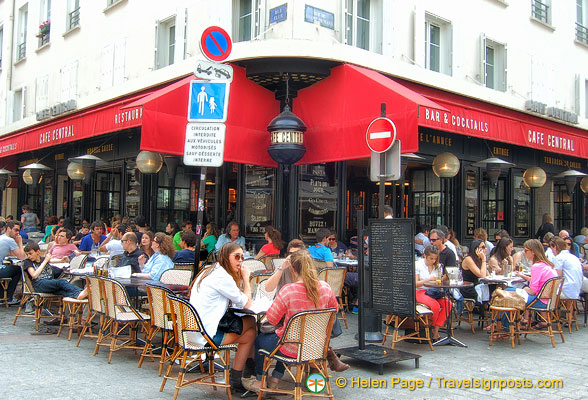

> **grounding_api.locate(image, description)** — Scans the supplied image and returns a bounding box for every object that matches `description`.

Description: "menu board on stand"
[368,218,415,318]
[299,164,337,237]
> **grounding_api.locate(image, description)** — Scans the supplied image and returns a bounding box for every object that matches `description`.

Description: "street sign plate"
[194,60,233,82]
[184,123,226,167]
[366,117,396,153]
[187,81,230,122]
[200,26,232,62]
[370,140,402,181]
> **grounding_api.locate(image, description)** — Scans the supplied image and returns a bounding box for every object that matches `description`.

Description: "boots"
[229,369,247,393]
[327,347,349,372]
[242,358,256,378]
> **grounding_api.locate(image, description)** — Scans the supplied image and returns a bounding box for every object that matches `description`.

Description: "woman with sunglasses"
[242,249,338,393]
[133,232,174,281]
[415,245,452,341]
[459,240,488,301]
[190,242,255,394]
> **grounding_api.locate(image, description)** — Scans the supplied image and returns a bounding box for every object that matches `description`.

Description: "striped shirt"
[266,281,337,357]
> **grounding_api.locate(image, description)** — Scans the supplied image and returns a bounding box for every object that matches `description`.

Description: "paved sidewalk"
[1,305,586,399]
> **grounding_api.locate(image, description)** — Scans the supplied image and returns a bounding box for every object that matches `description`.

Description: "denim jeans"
[254,333,285,380]
[0,265,22,299]
[34,279,81,298]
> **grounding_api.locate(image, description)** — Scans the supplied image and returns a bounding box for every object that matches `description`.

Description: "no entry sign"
[200,26,232,62]
[366,117,396,153]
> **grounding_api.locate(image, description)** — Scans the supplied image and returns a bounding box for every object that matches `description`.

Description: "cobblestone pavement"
[1,304,586,399]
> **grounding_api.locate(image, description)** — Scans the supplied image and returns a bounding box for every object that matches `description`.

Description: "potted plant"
[36,21,50,38]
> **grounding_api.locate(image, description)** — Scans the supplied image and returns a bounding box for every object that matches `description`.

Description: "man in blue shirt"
[78,221,107,253]
[173,230,196,263]
[551,237,583,299]
[308,228,334,267]
[215,221,246,251]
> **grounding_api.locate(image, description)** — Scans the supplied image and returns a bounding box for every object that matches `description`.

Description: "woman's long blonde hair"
[290,250,320,307]
[524,239,554,267]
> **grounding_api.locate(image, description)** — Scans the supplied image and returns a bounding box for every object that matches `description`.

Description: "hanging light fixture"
[66,162,86,181]
[472,157,515,188]
[432,152,460,178]
[554,169,588,195]
[580,176,588,194]
[523,167,547,188]
[136,151,163,174]
[68,154,103,184]
[20,163,51,186]
[267,74,307,171]
[0,169,16,191]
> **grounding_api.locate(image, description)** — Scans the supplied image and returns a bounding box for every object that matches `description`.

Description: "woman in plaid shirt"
[243,249,338,392]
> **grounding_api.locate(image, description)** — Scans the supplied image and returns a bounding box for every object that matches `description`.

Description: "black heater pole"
[192,167,207,281]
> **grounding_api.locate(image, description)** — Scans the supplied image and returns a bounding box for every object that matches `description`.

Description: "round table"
[423,280,474,348]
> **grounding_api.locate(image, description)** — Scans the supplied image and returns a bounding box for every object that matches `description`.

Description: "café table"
[334,258,358,269]
[423,280,474,348]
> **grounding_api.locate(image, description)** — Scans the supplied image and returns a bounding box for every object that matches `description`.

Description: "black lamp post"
[267,104,307,173]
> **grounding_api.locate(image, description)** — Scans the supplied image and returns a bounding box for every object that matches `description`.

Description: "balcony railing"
[577,23,588,45]
[68,7,80,30]
[38,31,50,47]
[531,0,549,24]
[17,42,26,61]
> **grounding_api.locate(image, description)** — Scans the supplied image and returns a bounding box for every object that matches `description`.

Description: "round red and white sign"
[366,117,396,153]
[200,26,232,62]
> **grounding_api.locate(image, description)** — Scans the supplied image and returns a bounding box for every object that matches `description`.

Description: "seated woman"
[415,245,452,341]
[459,240,488,301]
[190,242,256,393]
[139,230,155,259]
[507,239,557,330]
[133,232,174,281]
[243,249,338,393]
[255,225,284,260]
[200,222,219,260]
[488,237,514,275]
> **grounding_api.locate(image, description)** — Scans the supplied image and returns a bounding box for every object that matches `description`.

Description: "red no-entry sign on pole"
[366,117,396,153]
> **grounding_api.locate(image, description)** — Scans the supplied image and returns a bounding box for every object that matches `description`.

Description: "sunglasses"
[232,253,245,261]
[430,238,440,242]
[328,238,336,241]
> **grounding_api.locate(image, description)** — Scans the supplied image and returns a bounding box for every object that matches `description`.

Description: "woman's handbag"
[490,288,526,311]
[217,309,243,335]
[424,288,445,299]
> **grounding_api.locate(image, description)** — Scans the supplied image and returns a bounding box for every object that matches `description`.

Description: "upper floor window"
[482,35,507,91]
[155,17,175,70]
[577,0,588,45]
[424,13,452,75]
[531,0,551,25]
[37,0,51,47]
[107,0,122,6]
[11,87,26,123]
[16,4,28,62]
[67,0,80,31]
[0,26,4,68]
[233,0,260,42]
[345,0,370,50]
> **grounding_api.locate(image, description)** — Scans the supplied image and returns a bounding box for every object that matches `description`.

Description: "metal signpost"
[187,27,233,279]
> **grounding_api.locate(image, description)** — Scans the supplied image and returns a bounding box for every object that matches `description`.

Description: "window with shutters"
[16,4,28,62]
[11,87,26,122]
[101,38,126,89]
[481,35,507,92]
[424,13,452,76]
[577,0,588,45]
[233,0,260,42]
[155,17,176,70]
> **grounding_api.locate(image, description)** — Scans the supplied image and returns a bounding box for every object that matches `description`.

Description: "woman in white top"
[488,237,514,275]
[190,242,256,393]
[415,245,452,341]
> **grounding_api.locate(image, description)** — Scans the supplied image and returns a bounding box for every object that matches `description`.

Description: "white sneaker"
[7,297,20,306]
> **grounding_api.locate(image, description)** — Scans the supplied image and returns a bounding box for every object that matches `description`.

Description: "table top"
[423,280,474,289]
[334,258,358,266]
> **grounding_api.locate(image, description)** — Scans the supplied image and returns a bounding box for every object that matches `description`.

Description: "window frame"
[66,0,81,32]
[16,5,28,62]
[481,34,507,92]
[154,16,176,70]
[233,0,261,43]
[531,0,552,26]
[38,0,51,48]
[424,13,452,76]
[0,25,4,69]
[577,0,588,45]
[345,0,371,51]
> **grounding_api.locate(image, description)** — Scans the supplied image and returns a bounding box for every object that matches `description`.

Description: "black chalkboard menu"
[369,218,415,317]
[299,164,337,238]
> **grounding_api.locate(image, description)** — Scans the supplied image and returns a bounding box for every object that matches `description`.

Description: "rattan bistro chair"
[0,278,11,308]
[160,269,192,286]
[271,258,285,272]
[69,254,88,270]
[138,284,176,375]
[76,275,103,347]
[521,276,565,348]
[259,254,279,271]
[318,266,348,328]
[173,262,194,271]
[242,259,267,275]
[94,277,150,363]
[160,295,237,400]
[257,308,337,400]
[382,304,435,351]
[13,266,63,331]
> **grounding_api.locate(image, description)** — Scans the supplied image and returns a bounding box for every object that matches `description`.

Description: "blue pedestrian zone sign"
[188,81,230,122]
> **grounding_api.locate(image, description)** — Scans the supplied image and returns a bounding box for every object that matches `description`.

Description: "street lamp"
[472,157,515,188]
[554,169,588,195]
[432,152,460,226]
[67,162,86,181]
[266,104,307,172]
[68,154,103,184]
[523,167,547,238]
[0,169,16,191]
[580,176,588,194]
[19,163,52,186]
[136,151,163,174]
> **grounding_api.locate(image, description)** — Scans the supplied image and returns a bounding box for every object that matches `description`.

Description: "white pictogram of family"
[197,86,217,115]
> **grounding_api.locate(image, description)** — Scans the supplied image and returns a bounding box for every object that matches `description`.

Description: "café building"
[0,59,587,246]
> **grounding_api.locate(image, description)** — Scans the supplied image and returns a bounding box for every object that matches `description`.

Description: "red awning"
[406,81,588,159]
[292,64,447,164]
[130,65,279,167]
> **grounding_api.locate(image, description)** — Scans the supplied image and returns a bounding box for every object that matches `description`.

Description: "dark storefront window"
[72,181,84,226]
[95,171,121,223]
[554,183,572,231]
[513,174,530,238]
[25,183,44,224]
[411,169,441,227]
[464,170,478,238]
[43,175,54,221]
[244,165,275,236]
[125,166,141,220]
[299,163,338,238]
[156,166,193,229]
[481,176,506,238]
